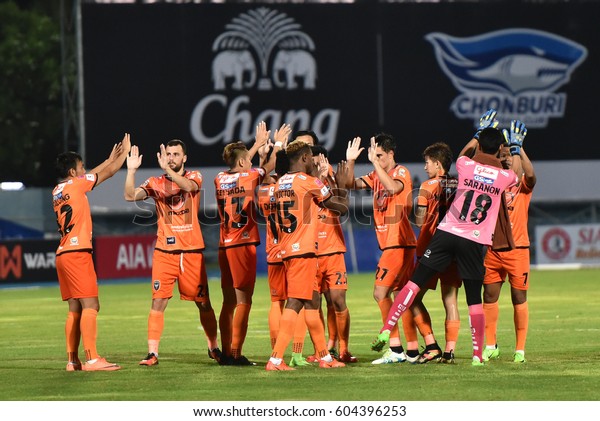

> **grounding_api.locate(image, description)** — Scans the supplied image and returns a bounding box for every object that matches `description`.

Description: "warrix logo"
[426,29,587,128]
[190,7,339,150]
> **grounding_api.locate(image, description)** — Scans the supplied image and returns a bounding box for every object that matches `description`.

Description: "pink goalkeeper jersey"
[437,155,517,246]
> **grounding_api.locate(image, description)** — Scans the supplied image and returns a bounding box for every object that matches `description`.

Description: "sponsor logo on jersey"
[427,28,587,128]
[166,237,176,245]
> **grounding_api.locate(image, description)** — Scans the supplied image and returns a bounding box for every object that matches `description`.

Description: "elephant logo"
[212,50,257,91]
[211,7,316,91]
[272,50,316,90]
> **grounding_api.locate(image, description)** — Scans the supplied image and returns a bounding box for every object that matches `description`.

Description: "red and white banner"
[94,235,156,279]
[535,224,600,267]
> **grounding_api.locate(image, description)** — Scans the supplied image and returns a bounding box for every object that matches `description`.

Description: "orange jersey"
[317,165,346,255]
[275,172,332,260]
[416,175,458,256]
[52,173,98,255]
[257,183,281,263]
[215,168,265,248]
[360,164,416,250]
[505,175,534,247]
[142,170,204,252]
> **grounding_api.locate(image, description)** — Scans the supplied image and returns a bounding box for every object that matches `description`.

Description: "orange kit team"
[371,122,519,366]
[482,121,535,363]
[414,142,461,364]
[345,134,437,365]
[53,133,131,372]
[124,139,220,366]
[215,121,289,365]
[266,141,350,371]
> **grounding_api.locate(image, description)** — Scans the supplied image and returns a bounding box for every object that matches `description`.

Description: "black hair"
[55,151,82,179]
[477,128,505,154]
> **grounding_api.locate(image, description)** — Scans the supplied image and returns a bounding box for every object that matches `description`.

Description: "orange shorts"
[317,253,348,292]
[484,247,530,291]
[151,250,210,302]
[268,262,287,302]
[284,256,318,301]
[376,248,416,290]
[56,252,98,300]
[219,245,257,293]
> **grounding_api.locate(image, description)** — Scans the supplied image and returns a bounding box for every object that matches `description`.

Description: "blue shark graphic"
[426,29,587,96]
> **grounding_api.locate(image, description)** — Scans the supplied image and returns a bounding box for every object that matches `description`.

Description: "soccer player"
[414,142,461,364]
[256,149,310,367]
[371,119,519,366]
[344,134,416,364]
[215,121,289,365]
[265,141,350,371]
[124,139,220,366]
[54,133,130,371]
[482,121,535,363]
[310,145,357,363]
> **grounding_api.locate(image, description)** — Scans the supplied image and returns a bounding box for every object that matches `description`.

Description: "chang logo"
[211,7,316,91]
[192,8,339,151]
[426,28,587,128]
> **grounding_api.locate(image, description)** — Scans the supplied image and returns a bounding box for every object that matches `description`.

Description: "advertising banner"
[0,240,57,283]
[535,224,600,267]
[94,235,156,279]
[81,3,600,167]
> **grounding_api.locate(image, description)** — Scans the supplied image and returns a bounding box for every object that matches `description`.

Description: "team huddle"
[52,109,536,371]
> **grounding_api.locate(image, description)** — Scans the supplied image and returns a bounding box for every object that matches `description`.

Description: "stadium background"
[1,0,599,285]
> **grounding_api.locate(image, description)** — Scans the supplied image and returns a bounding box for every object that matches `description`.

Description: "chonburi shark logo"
[211,7,317,91]
[426,29,587,128]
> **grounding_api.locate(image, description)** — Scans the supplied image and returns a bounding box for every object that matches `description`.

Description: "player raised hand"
[502,120,527,156]
[367,137,379,165]
[156,144,169,171]
[346,137,364,161]
[273,123,292,149]
[474,109,499,139]
[127,145,143,170]
[254,120,270,150]
[316,153,329,181]
[334,160,352,191]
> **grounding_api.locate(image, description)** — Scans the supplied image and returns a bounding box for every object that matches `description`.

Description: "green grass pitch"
[1,269,599,401]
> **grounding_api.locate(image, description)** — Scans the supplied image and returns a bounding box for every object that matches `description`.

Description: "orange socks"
[401,309,418,347]
[292,308,307,354]
[271,308,298,359]
[81,308,98,361]
[483,302,499,347]
[444,319,460,352]
[305,309,329,359]
[147,309,164,355]
[268,301,284,349]
[199,308,218,351]
[231,303,251,358]
[335,308,350,355]
[514,302,529,351]
[65,311,81,362]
